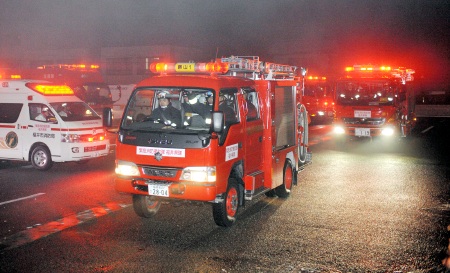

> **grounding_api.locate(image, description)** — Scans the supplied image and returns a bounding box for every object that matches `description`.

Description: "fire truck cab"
[111,56,311,227]
[0,79,111,170]
[333,64,415,142]
[303,75,335,125]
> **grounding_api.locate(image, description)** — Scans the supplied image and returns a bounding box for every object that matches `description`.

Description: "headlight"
[115,160,140,176]
[333,126,345,134]
[180,166,216,182]
[61,133,80,143]
[381,127,395,136]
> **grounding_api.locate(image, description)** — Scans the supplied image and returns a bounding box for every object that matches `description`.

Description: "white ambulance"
[0,79,110,170]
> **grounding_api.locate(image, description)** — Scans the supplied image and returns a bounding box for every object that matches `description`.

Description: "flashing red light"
[37,64,100,70]
[150,62,229,74]
[306,75,327,81]
[346,65,392,72]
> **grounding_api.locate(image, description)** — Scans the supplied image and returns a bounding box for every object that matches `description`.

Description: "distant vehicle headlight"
[333,126,345,134]
[381,127,395,136]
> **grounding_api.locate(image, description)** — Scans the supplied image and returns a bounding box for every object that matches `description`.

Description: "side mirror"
[212,112,224,133]
[103,107,113,127]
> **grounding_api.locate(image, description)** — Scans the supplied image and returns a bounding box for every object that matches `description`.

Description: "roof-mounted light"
[0,74,22,79]
[149,62,229,74]
[346,65,393,72]
[37,64,100,71]
[26,83,74,95]
[345,64,414,82]
[306,75,327,81]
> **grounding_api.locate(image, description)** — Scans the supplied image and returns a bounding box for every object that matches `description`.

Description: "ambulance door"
[0,102,24,160]
[242,88,264,187]
[26,103,60,157]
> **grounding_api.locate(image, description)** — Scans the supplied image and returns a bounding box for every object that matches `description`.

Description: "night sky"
[0,0,449,83]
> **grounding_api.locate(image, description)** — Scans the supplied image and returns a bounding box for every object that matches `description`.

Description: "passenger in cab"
[219,93,237,124]
[182,92,210,119]
[244,93,258,120]
[35,107,53,122]
[58,103,72,117]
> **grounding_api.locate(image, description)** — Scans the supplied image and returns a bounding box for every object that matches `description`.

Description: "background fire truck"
[110,56,311,227]
[20,64,120,119]
[332,64,415,142]
[302,75,335,125]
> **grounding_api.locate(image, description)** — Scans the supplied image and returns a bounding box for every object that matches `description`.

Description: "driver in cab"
[149,91,181,127]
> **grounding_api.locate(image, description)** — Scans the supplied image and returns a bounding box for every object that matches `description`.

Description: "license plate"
[84,144,106,152]
[148,183,170,197]
[355,128,370,136]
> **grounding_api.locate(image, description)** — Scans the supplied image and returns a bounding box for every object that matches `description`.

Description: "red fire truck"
[333,64,415,141]
[110,56,311,227]
[303,75,335,125]
[20,64,119,118]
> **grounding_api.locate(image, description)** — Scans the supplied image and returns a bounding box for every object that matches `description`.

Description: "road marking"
[421,126,434,133]
[0,202,131,251]
[0,193,46,206]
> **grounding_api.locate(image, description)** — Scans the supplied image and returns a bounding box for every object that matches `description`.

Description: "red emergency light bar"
[345,65,392,72]
[26,83,74,96]
[149,62,229,74]
[37,64,100,70]
[0,74,21,79]
[306,75,327,81]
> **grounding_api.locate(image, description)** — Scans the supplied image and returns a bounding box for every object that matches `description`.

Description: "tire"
[274,161,293,198]
[132,195,161,218]
[30,145,53,171]
[212,178,239,227]
[265,189,277,197]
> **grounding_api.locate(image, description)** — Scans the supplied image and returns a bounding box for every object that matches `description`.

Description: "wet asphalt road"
[0,119,449,272]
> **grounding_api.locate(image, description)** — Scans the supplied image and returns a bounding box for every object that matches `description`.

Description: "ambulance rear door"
[0,97,26,160]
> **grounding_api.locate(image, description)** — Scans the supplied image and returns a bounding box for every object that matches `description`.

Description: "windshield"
[50,101,101,122]
[121,87,215,132]
[70,83,112,105]
[83,82,112,104]
[304,83,330,98]
[335,79,396,106]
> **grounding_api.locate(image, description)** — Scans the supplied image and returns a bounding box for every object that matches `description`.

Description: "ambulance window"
[29,103,57,123]
[0,103,22,123]
[242,88,259,121]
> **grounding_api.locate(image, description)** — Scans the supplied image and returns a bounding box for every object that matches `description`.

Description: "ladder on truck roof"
[220,56,301,81]
[391,67,415,84]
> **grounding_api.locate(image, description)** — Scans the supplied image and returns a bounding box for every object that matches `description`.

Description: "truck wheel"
[275,161,293,198]
[132,195,161,218]
[212,178,239,227]
[31,145,53,171]
[265,189,277,197]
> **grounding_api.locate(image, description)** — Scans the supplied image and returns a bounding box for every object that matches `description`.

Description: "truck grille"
[142,167,178,178]
[343,118,385,125]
